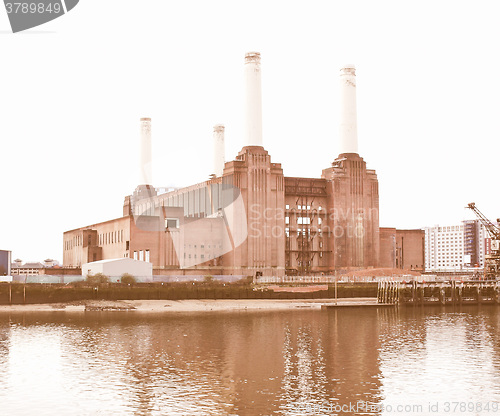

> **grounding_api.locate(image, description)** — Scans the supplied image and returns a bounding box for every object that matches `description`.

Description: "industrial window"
[165,218,179,229]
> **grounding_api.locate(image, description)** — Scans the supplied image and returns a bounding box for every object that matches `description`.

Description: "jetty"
[377,280,500,306]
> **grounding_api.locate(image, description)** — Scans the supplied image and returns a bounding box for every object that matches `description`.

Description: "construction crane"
[466,202,500,280]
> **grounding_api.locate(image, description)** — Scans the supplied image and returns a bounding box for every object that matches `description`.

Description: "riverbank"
[0,297,382,313]
[0,283,378,305]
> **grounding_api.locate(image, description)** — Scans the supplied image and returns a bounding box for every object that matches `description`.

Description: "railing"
[255,275,399,284]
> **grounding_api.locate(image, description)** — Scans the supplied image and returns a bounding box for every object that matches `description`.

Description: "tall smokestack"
[244,52,263,147]
[339,65,359,154]
[140,117,152,185]
[213,124,225,177]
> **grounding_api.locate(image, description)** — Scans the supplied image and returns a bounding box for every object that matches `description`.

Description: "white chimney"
[140,117,152,185]
[213,124,225,177]
[244,52,263,147]
[339,65,359,154]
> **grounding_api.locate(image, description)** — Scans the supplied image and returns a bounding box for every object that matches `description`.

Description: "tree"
[121,273,137,285]
[86,273,109,285]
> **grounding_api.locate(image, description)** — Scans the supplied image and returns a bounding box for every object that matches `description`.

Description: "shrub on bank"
[121,274,137,285]
[86,273,109,285]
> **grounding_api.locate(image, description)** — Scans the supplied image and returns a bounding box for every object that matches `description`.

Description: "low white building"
[82,258,153,282]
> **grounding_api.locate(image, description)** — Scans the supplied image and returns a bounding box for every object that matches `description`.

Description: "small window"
[165,218,179,229]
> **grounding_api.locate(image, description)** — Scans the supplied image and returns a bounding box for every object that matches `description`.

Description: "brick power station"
[63,53,424,277]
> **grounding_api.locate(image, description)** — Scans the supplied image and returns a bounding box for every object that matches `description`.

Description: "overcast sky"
[1,0,499,263]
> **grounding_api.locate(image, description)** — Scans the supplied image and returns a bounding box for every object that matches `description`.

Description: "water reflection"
[379,307,500,415]
[0,307,498,415]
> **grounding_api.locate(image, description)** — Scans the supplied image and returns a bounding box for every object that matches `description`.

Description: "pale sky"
[1,0,499,263]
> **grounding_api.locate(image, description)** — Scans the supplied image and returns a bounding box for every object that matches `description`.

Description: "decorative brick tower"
[220,52,286,277]
[322,66,379,269]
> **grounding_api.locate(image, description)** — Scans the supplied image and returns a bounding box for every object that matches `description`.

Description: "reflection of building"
[63,54,419,277]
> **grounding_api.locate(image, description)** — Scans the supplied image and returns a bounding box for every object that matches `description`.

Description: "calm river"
[0,306,499,415]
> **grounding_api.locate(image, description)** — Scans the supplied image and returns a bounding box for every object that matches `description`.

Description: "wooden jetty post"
[378,279,499,306]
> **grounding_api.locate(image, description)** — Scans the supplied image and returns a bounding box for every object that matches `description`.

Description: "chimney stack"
[339,65,359,154]
[140,117,152,185]
[213,124,225,177]
[244,52,263,147]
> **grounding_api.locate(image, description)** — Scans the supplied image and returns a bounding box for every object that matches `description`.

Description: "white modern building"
[424,220,487,272]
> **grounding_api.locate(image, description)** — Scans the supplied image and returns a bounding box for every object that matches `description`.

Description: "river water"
[0,306,499,415]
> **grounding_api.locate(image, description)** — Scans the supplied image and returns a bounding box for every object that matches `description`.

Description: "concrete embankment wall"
[0,283,378,305]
